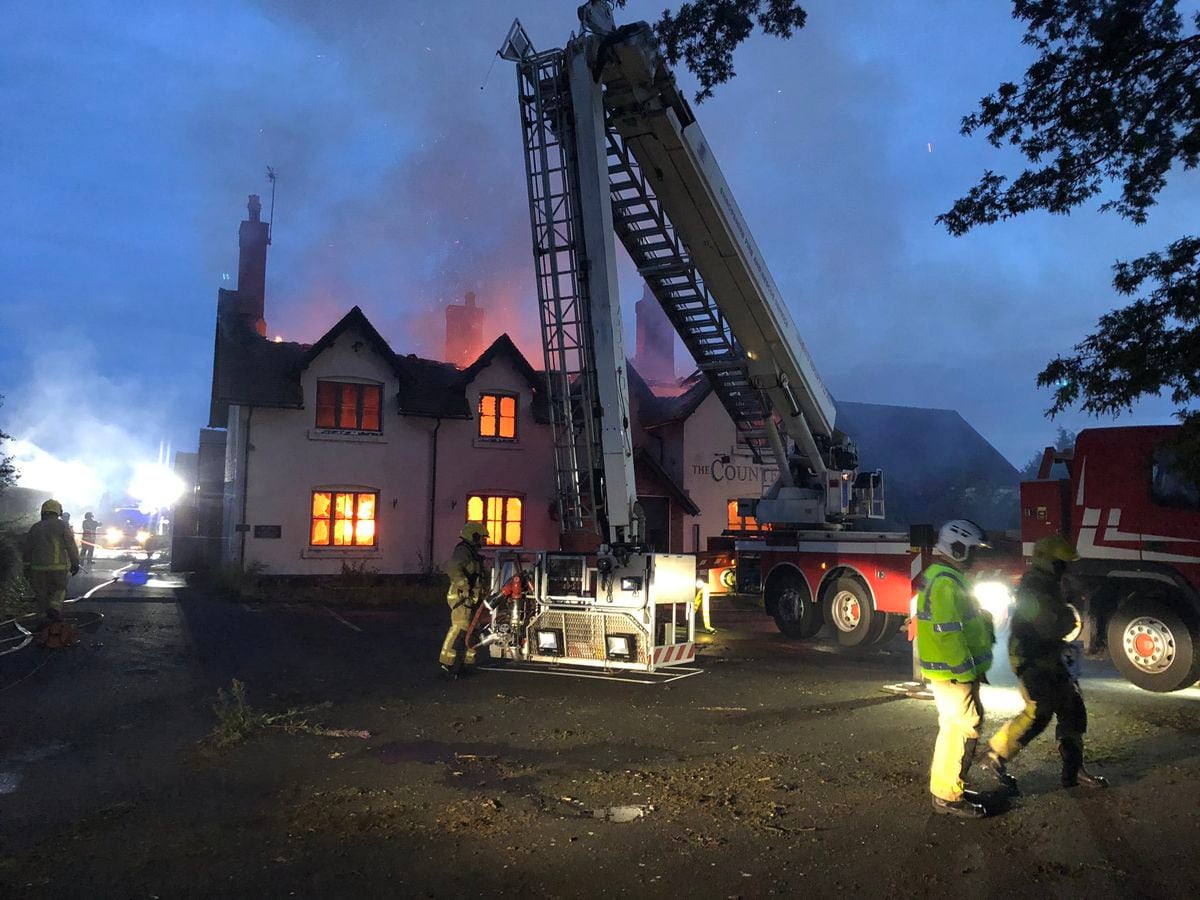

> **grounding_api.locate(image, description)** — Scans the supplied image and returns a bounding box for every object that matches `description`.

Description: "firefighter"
[694,581,716,634]
[439,521,489,679]
[25,499,80,621]
[981,535,1108,792]
[80,512,102,565]
[917,519,996,818]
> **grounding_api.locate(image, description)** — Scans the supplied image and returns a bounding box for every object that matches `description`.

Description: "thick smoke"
[3,338,183,514]
[4,0,1190,474]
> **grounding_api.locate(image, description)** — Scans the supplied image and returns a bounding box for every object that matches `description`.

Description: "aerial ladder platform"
[480,3,884,675]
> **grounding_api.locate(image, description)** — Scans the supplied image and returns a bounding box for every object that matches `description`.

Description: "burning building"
[179,195,1017,576]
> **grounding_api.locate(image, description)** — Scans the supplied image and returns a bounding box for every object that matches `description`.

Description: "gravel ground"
[1,585,1198,898]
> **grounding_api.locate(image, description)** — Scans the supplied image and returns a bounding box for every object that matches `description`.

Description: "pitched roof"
[300,306,405,377]
[634,448,700,515]
[210,307,549,425]
[454,334,549,423]
[208,315,307,427]
[618,372,1019,529]
[833,401,1019,530]
[639,373,710,428]
[395,354,470,418]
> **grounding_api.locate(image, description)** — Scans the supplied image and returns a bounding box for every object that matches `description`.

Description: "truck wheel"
[767,571,822,639]
[870,612,902,647]
[822,576,885,648]
[1107,598,1200,693]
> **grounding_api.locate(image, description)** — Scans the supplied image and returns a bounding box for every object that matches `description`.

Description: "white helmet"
[935,519,989,563]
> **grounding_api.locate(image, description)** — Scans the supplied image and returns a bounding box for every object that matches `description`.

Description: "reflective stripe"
[933,621,964,633]
[920,650,993,675]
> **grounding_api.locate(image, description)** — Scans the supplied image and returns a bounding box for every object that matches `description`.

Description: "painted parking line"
[323,606,363,633]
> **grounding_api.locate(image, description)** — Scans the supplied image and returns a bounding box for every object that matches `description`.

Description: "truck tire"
[1107,597,1200,693]
[870,612,903,647]
[767,571,822,639]
[821,576,885,648]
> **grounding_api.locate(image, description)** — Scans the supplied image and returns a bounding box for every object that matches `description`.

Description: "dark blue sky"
[2,0,1191,505]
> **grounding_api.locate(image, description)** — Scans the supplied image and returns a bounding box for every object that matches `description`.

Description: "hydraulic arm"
[502,3,883,534]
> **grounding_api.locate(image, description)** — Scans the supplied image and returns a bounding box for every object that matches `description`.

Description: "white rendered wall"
[238,324,428,575]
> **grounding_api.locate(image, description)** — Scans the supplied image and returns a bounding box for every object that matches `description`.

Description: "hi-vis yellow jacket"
[916,563,994,682]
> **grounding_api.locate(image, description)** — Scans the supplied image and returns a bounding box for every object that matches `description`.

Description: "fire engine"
[1022,425,1200,692]
[477,3,1028,675]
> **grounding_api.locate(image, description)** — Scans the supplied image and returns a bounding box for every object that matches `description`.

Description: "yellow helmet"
[1032,534,1080,564]
[40,498,63,517]
[460,521,489,544]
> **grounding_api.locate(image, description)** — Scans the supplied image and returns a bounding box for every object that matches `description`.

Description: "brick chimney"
[445,291,485,366]
[635,282,675,386]
[234,194,269,336]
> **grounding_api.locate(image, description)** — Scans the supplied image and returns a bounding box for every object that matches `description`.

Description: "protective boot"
[978,751,1020,796]
[1059,736,1108,788]
[931,796,987,819]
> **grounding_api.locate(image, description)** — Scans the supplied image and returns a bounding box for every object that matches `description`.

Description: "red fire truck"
[1022,425,1200,692]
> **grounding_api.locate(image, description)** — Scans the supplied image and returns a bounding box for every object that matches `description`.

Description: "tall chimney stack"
[236,194,269,336]
[445,291,485,366]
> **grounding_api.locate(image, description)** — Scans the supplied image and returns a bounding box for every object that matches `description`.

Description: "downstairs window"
[466,494,523,546]
[311,490,378,546]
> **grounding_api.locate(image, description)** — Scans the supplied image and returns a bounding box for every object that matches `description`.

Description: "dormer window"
[316,381,382,432]
[478,392,517,441]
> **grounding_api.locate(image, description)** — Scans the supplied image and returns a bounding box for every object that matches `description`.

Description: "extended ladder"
[605,128,773,464]
[514,47,606,534]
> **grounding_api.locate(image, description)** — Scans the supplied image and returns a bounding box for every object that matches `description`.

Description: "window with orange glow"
[315,381,383,432]
[466,494,523,546]
[478,393,517,440]
[726,499,768,532]
[310,490,378,546]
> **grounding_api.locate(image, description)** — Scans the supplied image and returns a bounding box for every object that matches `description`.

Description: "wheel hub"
[1123,616,1177,674]
[780,588,802,621]
[831,590,861,632]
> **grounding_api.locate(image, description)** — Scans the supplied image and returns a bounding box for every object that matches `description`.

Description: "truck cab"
[1021,425,1200,691]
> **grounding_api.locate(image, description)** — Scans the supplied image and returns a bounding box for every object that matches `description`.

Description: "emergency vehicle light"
[536,628,564,656]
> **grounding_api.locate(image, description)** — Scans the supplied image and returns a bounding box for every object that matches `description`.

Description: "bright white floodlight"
[129,463,185,513]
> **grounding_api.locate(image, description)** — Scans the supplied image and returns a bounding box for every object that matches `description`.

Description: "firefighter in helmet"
[25,499,80,621]
[917,519,996,818]
[980,534,1108,792]
[439,521,489,678]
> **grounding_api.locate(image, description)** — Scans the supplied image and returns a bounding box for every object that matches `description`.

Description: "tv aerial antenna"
[265,166,278,245]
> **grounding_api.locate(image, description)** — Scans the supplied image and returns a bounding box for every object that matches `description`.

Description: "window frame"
[726,498,768,532]
[1150,446,1200,511]
[309,489,379,548]
[465,493,524,547]
[477,391,519,442]
[315,380,384,433]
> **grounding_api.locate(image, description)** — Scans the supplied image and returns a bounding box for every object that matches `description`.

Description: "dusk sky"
[2,0,1192,506]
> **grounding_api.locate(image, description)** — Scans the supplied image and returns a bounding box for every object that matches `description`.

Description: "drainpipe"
[426,417,442,573]
[238,406,254,568]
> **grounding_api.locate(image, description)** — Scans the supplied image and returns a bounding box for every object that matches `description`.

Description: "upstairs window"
[311,491,377,546]
[316,381,382,432]
[727,499,768,532]
[466,494,523,546]
[478,393,517,440]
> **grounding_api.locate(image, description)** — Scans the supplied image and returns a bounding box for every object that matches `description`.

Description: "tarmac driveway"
[1,584,1198,898]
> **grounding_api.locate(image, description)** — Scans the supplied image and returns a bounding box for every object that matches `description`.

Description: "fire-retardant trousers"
[30,569,69,615]
[439,600,476,668]
[989,658,1086,762]
[929,678,983,802]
